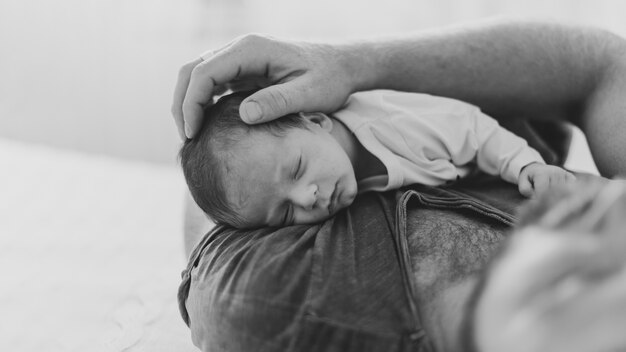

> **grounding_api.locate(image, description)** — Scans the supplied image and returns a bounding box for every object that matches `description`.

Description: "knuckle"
[189,62,211,82]
[190,62,204,76]
[171,104,180,118]
[237,33,271,47]
[182,99,194,115]
[178,60,197,78]
[265,88,290,112]
[243,32,263,41]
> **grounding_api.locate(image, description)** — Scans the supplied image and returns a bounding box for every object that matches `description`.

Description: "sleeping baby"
[180,90,575,229]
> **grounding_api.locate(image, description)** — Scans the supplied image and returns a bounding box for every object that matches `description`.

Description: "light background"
[1,0,624,166]
[0,0,617,351]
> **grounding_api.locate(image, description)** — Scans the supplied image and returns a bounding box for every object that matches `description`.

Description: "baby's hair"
[179,91,307,228]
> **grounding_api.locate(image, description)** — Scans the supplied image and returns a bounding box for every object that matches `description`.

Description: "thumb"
[240,83,305,124]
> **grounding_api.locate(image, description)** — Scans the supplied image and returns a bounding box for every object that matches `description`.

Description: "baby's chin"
[333,188,357,215]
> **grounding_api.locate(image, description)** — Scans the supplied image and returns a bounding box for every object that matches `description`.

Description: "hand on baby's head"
[518,163,576,198]
[179,91,358,229]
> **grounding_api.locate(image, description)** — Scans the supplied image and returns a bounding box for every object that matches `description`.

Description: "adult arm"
[172,19,626,176]
[352,20,626,176]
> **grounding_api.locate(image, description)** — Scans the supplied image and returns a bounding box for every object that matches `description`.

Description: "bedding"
[0,139,197,351]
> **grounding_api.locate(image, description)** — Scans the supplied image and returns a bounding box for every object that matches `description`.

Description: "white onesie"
[332,90,544,192]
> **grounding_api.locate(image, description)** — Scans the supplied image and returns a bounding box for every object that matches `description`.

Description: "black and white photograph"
[2,0,626,351]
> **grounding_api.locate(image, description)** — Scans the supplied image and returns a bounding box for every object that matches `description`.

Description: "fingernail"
[242,102,262,122]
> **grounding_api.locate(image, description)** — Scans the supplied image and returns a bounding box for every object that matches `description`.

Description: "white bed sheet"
[0,138,198,351]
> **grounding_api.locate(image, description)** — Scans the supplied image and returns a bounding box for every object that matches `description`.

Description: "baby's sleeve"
[471,110,545,184]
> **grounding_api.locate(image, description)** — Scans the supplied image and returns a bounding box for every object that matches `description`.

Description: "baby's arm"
[470,110,576,197]
[518,162,576,197]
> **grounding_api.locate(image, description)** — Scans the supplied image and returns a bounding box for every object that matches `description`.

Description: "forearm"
[474,120,545,184]
[341,19,626,124]
[175,20,626,175]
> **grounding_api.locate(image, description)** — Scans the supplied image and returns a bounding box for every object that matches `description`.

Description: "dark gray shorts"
[178,177,521,352]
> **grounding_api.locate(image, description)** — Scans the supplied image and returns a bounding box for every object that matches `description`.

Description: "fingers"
[558,267,626,352]
[501,229,601,304]
[478,179,626,352]
[181,36,282,137]
[172,58,202,140]
[532,174,550,194]
[474,227,601,352]
[510,262,626,352]
[518,174,534,198]
[524,240,626,352]
[172,44,237,140]
[240,79,311,124]
[173,34,352,137]
[574,180,624,232]
[524,167,577,197]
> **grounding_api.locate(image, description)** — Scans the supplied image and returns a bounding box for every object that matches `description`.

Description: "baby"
[180,90,575,229]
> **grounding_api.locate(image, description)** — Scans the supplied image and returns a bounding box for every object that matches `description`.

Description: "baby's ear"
[299,112,333,132]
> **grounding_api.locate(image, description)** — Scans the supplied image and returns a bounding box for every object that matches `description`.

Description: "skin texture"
[471,180,626,352]
[224,113,359,228]
[174,19,626,351]
[517,162,576,197]
[172,38,353,139]
[172,19,626,177]
[405,207,507,352]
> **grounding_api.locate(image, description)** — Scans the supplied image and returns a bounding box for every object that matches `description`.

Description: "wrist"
[519,162,542,180]
[521,162,540,172]
[335,41,382,93]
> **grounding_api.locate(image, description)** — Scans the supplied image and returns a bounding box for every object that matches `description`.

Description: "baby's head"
[179,91,358,229]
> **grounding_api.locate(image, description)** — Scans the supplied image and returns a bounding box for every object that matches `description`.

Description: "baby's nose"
[292,184,318,210]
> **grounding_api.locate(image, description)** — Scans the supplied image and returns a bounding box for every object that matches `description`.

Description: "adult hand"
[171,34,357,139]
[473,180,626,352]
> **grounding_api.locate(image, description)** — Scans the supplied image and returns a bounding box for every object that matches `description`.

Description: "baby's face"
[225,123,358,228]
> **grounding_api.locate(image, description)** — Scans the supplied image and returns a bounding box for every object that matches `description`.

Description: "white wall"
[1,0,624,165]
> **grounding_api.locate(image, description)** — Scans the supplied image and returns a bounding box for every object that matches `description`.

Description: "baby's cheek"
[339,197,355,212]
